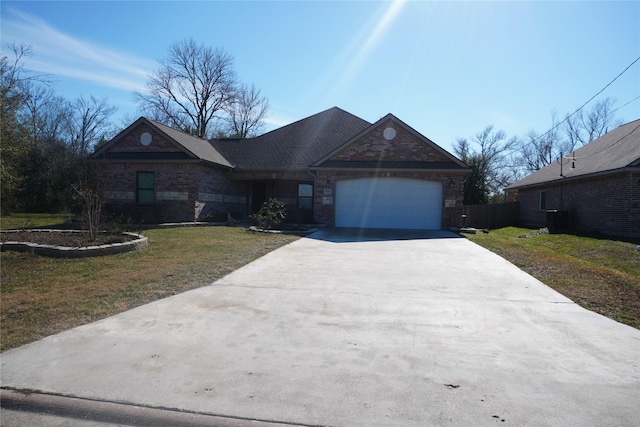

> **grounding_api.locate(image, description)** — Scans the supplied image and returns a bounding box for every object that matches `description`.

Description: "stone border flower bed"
[0,229,148,258]
[247,226,319,236]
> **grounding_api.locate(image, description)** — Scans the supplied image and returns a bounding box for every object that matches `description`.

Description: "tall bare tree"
[518,98,622,174]
[519,112,568,172]
[67,95,117,155]
[21,85,70,146]
[564,98,621,148]
[455,125,519,204]
[224,83,270,138]
[136,38,237,138]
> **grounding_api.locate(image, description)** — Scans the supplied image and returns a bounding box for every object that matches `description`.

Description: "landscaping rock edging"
[247,226,319,237]
[0,230,148,258]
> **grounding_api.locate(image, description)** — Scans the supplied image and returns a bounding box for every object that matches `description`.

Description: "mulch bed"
[0,230,135,247]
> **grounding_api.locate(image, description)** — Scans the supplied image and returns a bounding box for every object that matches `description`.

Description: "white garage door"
[335,177,442,229]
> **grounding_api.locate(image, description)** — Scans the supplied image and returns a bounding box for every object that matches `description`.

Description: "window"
[137,172,155,205]
[298,183,313,210]
[539,190,547,210]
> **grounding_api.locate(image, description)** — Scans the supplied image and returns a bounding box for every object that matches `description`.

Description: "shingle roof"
[148,119,234,168]
[505,119,640,190]
[91,117,234,169]
[210,107,371,170]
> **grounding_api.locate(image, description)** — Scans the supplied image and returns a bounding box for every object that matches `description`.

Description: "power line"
[612,95,640,114]
[505,55,640,158]
[534,56,640,142]
[562,121,640,160]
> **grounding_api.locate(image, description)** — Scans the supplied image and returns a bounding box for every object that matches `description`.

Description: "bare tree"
[519,112,570,173]
[564,98,621,148]
[518,98,622,175]
[73,185,101,240]
[21,85,71,146]
[136,38,237,138]
[67,96,117,154]
[455,125,519,204]
[224,83,269,137]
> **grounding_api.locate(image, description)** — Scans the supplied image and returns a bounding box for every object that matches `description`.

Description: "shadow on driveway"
[307,227,464,243]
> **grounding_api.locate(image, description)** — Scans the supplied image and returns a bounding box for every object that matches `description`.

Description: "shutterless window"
[298,183,313,210]
[539,190,547,210]
[137,172,155,205]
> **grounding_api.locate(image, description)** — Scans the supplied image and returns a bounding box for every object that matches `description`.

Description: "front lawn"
[465,227,640,329]
[0,212,73,230]
[1,215,298,351]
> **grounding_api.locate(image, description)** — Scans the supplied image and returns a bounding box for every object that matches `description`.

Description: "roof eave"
[309,166,470,173]
[231,167,309,173]
[506,166,640,191]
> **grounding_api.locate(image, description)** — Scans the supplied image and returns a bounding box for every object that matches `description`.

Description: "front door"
[251,181,268,214]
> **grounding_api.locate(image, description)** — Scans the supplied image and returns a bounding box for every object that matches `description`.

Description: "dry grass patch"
[466,227,640,329]
[1,224,298,351]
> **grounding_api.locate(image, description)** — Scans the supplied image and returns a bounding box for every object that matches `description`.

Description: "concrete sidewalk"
[1,229,639,426]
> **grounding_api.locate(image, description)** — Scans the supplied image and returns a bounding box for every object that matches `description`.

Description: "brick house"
[91,107,469,229]
[505,119,640,237]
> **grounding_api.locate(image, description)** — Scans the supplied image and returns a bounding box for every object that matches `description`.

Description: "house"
[91,107,469,230]
[505,119,640,237]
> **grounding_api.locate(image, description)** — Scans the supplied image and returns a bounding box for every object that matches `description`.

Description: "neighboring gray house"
[505,119,640,237]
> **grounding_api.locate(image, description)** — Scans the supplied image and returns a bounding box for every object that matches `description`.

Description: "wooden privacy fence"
[463,202,519,230]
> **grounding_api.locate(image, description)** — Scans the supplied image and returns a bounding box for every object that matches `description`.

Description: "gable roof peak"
[91,116,233,168]
[311,112,469,169]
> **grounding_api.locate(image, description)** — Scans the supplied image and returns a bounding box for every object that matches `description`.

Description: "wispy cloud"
[262,111,296,130]
[2,8,155,93]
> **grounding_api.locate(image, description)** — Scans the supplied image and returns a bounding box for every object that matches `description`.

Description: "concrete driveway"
[2,229,639,426]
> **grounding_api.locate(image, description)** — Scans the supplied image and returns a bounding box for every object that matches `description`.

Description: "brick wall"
[195,168,245,220]
[517,172,640,237]
[331,119,452,163]
[97,162,193,222]
[96,162,243,223]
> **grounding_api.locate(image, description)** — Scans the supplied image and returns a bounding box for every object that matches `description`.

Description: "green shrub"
[250,198,286,230]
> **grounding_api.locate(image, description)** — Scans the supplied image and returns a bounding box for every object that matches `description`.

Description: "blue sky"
[2,1,639,152]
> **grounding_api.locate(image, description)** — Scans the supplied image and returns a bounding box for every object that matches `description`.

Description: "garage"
[335,177,442,229]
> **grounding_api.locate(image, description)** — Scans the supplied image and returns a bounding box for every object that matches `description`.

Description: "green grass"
[1,214,299,351]
[465,227,640,329]
[1,212,74,230]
